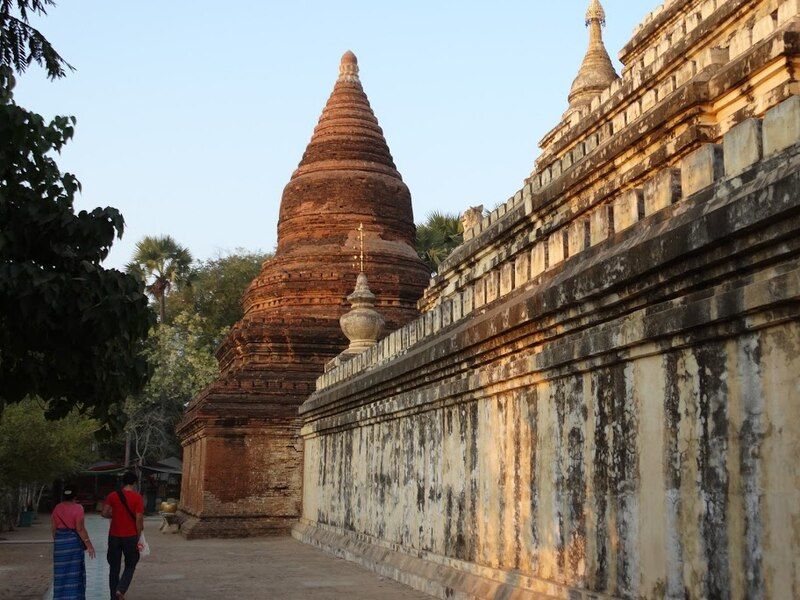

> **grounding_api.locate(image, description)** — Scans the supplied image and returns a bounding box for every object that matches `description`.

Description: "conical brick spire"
[293,51,399,179]
[177,51,429,538]
[568,0,619,110]
[275,50,425,293]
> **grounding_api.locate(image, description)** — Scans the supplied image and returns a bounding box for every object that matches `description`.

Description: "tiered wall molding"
[297,1,800,597]
[317,93,800,392]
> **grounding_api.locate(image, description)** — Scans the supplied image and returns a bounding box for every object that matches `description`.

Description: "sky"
[15,1,655,270]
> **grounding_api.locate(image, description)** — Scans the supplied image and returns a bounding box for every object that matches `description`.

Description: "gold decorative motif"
[352,222,366,274]
[358,222,364,273]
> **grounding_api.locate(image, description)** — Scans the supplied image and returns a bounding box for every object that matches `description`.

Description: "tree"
[415,211,463,274]
[0,67,154,427]
[165,249,272,347]
[126,235,193,323]
[0,398,97,528]
[125,312,218,464]
[119,248,267,465]
[0,0,72,81]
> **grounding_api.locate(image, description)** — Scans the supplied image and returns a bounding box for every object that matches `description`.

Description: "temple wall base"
[292,520,616,600]
[180,512,297,539]
[178,415,303,539]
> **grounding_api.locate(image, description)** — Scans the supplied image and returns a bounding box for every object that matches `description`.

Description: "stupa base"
[179,512,297,539]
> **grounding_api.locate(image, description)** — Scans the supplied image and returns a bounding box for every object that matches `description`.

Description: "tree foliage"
[126,235,193,323]
[0,68,154,426]
[415,211,463,274]
[0,0,72,80]
[166,249,271,348]
[120,248,267,464]
[0,397,97,526]
[125,312,218,464]
[0,398,96,487]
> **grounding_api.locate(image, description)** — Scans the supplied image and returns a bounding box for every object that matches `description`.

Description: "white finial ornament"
[339,222,385,357]
[338,50,360,83]
[339,274,385,356]
[586,0,606,26]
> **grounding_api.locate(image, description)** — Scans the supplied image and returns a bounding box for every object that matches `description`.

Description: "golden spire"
[352,222,366,273]
[357,222,364,273]
[568,0,619,111]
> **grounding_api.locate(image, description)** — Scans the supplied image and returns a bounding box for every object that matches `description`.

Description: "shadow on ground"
[1,515,432,600]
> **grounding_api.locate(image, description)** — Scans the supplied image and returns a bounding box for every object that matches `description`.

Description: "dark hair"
[62,488,76,501]
[122,471,138,486]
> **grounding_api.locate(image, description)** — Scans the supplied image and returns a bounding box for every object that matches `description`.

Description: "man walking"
[102,471,144,600]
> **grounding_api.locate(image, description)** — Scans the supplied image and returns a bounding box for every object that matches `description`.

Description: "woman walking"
[51,488,96,600]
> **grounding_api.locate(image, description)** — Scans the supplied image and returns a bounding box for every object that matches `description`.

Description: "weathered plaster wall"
[300,328,800,598]
[295,100,800,597]
[294,2,800,595]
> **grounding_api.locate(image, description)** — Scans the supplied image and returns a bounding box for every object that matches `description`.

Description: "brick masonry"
[176,52,428,539]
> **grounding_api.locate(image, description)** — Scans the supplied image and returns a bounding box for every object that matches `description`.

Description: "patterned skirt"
[53,528,86,600]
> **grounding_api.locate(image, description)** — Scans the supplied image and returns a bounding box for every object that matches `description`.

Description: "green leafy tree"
[121,248,267,464]
[0,398,97,527]
[0,67,154,425]
[166,249,272,347]
[126,235,193,323]
[415,211,463,274]
[125,312,218,464]
[0,0,72,81]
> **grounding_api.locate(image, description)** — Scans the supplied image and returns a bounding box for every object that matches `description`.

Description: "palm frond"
[0,2,72,80]
[414,211,464,274]
[128,235,194,300]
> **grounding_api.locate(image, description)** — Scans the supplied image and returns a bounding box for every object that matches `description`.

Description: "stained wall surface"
[295,0,800,596]
[297,132,800,597]
[300,324,800,598]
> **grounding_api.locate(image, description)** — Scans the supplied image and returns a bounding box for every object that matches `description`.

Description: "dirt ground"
[1,514,432,600]
[0,515,52,600]
[134,528,432,600]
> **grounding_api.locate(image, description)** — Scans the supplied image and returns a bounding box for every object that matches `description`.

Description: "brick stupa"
[177,51,430,538]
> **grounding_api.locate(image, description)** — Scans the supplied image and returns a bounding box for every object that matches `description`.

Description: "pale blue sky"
[15,1,653,269]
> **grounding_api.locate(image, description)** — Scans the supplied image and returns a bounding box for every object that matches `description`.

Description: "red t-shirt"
[104,489,144,537]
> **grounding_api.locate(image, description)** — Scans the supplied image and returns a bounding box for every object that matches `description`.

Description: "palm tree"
[415,211,464,275]
[126,235,193,323]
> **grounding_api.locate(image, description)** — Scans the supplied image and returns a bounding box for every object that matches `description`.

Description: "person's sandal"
[115,592,125,600]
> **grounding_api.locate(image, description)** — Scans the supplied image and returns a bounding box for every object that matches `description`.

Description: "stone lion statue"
[460,205,484,232]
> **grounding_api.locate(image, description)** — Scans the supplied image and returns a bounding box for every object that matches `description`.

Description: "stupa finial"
[338,270,385,357]
[586,0,606,26]
[567,0,619,111]
[338,220,384,357]
[339,50,360,83]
